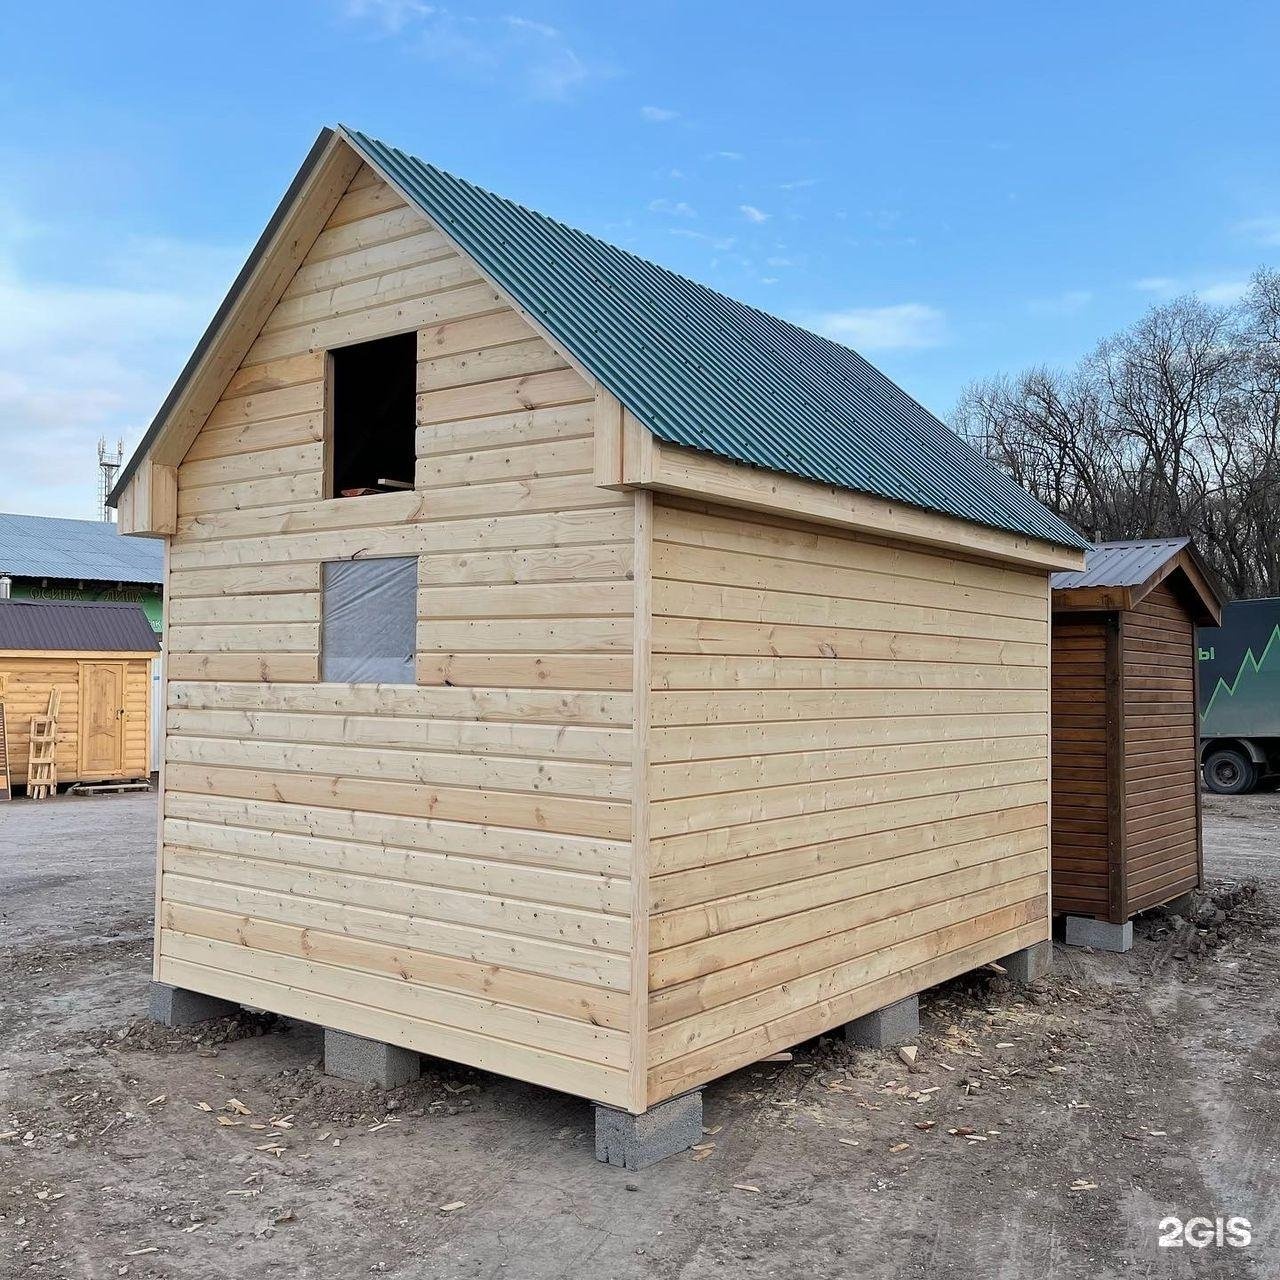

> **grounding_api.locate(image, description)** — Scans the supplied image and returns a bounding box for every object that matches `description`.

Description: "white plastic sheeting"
[321,557,417,684]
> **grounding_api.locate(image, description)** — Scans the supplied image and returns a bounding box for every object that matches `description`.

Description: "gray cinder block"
[149,982,239,1026]
[1063,916,1133,954]
[844,995,920,1048]
[323,1029,421,1089]
[1002,938,1055,979]
[594,1089,703,1170]
[1164,891,1197,918]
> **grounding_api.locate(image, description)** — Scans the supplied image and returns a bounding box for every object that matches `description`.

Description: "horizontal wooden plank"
[158,873,625,992]
[167,706,630,763]
[164,763,629,840]
[652,655,1046,692]
[654,580,1046,645]
[164,790,631,878]
[653,615,1048,665]
[164,735,630,801]
[651,733,1047,801]
[157,953,628,1107]
[162,846,628,951]
[653,540,1048,621]
[417,653,633,691]
[168,679,632,726]
[169,507,633,571]
[162,902,628,1031]
[651,802,1047,913]
[167,594,320,625]
[419,369,591,423]
[646,915,1047,1102]
[164,653,320,682]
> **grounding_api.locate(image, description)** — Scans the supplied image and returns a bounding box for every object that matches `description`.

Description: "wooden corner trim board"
[628,490,654,1113]
[597,418,1085,573]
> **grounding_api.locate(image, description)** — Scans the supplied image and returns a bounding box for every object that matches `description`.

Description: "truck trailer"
[1197,597,1280,793]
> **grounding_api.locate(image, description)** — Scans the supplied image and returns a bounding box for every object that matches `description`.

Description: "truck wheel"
[1203,748,1256,795]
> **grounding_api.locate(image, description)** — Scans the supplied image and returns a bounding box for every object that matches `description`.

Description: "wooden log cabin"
[1050,539,1222,952]
[109,125,1087,1167]
[0,600,158,791]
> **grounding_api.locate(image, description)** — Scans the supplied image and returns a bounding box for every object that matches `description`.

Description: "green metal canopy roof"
[344,127,1086,551]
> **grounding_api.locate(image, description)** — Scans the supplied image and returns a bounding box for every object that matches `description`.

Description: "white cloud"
[641,105,678,122]
[778,178,818,191]
[0,214,238,518]
[1233,216,1280,247]
[343,0,435,33]
[1133,274,1249,304]
[648,198,696,218]
[804,303,947,352]
[766,255,799,268]
[707,150,743,161]
[1198,279,1249,304]
[341,4,605,100]
[1028,289,1093,316]
[670,228,736,252]
[739,204,770,224]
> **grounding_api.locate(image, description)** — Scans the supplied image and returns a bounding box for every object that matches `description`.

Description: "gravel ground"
[1,789,1277,1278]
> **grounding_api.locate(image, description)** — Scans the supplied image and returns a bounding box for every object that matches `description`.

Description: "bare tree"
[956,269,1280,600]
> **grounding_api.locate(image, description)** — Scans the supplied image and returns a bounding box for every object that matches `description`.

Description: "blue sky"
[2,0,1278,518]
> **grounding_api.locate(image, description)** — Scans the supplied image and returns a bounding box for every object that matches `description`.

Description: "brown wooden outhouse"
[1050,539,1222,951]
[0,600,159,793]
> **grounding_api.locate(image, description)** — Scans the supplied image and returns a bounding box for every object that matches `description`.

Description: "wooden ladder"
[27,688,60,801]
[0,702,11,802]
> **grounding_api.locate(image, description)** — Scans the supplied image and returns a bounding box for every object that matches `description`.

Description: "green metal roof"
[344,127,1086,551]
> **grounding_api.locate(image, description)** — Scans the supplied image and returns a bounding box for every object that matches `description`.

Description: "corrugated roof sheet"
[0,600,160,653]
[345,127,1087,551]
[0,513,163,585]
[1051,538,1191,591]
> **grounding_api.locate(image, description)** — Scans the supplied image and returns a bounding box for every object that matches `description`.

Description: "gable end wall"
[155,162,639,1107]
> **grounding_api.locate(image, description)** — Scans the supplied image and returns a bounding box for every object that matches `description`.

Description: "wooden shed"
[0,599,159,793]
[1050,539,1222,952]
[108,125,1086,1167]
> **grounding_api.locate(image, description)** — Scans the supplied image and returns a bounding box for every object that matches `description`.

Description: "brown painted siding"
[1122,582,1200,911]
[1050,618,1113,918]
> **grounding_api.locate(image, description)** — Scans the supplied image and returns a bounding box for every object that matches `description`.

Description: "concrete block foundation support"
[149,982,239,1027]
[1002,938,1055,980]
[1064,916,1134,954]
[1165,891,1197,917]
[844,995,920,1048]
[595,1090,703,1170]
[324,1029,421,1089]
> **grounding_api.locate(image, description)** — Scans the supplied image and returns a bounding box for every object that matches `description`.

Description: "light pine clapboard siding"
[157,162,637,1106]
[642,500,1051,1105]
[0,655,152,785]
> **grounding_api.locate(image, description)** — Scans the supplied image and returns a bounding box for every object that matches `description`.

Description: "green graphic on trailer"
[1200,624,1280,738]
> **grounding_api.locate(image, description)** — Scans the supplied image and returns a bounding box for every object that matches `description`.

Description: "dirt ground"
[2,790,1277,1279]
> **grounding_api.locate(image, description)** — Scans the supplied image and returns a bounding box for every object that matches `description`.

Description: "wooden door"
[79,662,126,778]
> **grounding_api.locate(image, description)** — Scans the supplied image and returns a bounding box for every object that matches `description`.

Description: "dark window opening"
[328,332,417,497]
